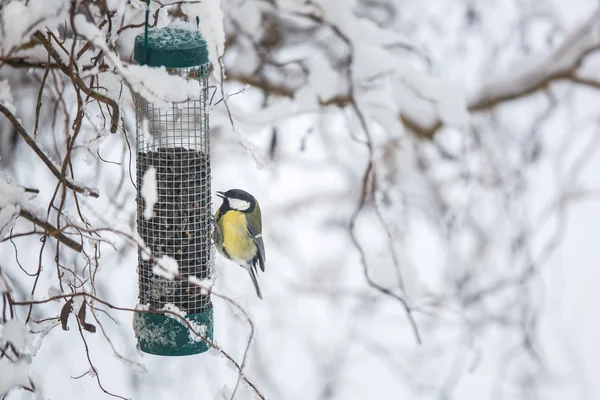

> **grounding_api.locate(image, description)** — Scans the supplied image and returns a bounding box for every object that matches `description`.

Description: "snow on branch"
[181,1,226,81]
[403,12,600,138]
[470,12,600,111]
[71,15,203,109]
[0,317,34,397]
[225,8,600,140]
[32,31,120,134]
[0,178,82,252]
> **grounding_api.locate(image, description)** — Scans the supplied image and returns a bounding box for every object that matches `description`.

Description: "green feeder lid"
[134,25,209,68]
[133,305,214,356]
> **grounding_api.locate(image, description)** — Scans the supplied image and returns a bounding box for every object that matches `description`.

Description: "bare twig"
[33,31,119,134]
[224,10,600,140]
[0,102,99,198]
[12,292,265,400]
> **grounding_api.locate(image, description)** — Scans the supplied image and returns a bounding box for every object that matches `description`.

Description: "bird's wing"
[247,223,265,272]
[213,208,223,245]
[255,235,265,272]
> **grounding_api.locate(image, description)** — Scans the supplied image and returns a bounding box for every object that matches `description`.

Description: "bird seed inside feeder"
[136,147,212,314]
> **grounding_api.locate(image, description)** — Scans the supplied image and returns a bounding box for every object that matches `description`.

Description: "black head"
[216,189,256,213]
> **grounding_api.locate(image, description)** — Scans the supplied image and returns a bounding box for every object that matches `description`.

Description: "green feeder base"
[133,305,213,356]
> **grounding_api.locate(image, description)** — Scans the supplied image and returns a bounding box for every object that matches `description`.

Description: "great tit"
[215,189,266,299]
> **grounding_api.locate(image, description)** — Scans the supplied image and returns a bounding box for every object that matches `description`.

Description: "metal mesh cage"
[135,65,212,316]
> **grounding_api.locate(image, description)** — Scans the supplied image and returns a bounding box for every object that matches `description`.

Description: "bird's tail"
[247,267,263,299]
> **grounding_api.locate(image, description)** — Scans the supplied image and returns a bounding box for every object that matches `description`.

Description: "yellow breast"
[217,210,256,262]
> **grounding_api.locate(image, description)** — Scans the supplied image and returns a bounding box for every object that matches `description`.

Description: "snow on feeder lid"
[133,23,209,68]
[133,8,214,357]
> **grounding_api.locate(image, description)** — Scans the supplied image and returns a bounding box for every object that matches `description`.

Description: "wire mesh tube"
[134,65,214,356]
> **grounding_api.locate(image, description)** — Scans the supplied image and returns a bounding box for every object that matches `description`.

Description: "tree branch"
[0,102,99,198]
[18,209,83,253]
[32,31,119,134]
[224,11,600,139]
[11,291,265,400]
[0,58,60,69]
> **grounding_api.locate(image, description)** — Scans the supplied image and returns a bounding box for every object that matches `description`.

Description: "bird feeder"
[132,11,214,356]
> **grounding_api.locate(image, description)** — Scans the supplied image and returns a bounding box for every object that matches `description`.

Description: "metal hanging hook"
[144,0,151,63]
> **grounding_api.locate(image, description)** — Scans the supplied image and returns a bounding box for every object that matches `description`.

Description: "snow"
[28,318,61,335]
[394,71,470,128]
[80,112,110,165]
[135,303,150,311]
[152,255,179,279]
[132,312,178,349]
[161,303,208,343]
[300,56,341,105]
[0,202,19,238]
[3,320,29,351]
[232,0,470,135]
[162,304,204,342]
[64,178,98,197]
[73,14,201,109]
[0,357,30,397]
[76,12,208,107]
[0,178,29,238]
[162,303,185,316]
[140,167,157,220]
[143,22,207,53]
[181,1,226,80]
[188,275,214,295]
[2,1,600,399]
[391,80,439,131]
[0,320,32,396]
[471,12,600,109]
[229,0,262,35]
[47,285,63,299]
[188,321,207,343]
[133,302,210,352]
[123,63,200,106]
[0,79,16,114]
[0,273,11,293]
[0,0,68,53]
[132,231,151,261]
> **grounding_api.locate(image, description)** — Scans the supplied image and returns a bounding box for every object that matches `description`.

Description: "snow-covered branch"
[470,12,600,110]
[18,209,83,252]
[1,1,599,399]
[32,31,120,134]
[224,6,600,139]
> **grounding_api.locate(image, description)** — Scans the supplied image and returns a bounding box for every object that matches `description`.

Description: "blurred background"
[1,0,600,399]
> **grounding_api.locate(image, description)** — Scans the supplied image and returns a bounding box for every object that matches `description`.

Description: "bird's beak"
[216,191,225,199]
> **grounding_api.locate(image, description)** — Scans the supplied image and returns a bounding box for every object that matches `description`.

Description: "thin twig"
[0,103,99,198]
[33,39,51,139]
[33,31,119,133]
[74,316,127,399]
[306,10,424,344]
[12,292,265,400]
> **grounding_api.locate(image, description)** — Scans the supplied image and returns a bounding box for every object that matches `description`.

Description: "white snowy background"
[1,0,600,399]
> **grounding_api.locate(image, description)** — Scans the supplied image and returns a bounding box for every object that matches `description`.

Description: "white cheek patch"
[229,198,250,211]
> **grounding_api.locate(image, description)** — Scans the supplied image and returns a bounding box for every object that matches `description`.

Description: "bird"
[214,189,266,299]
